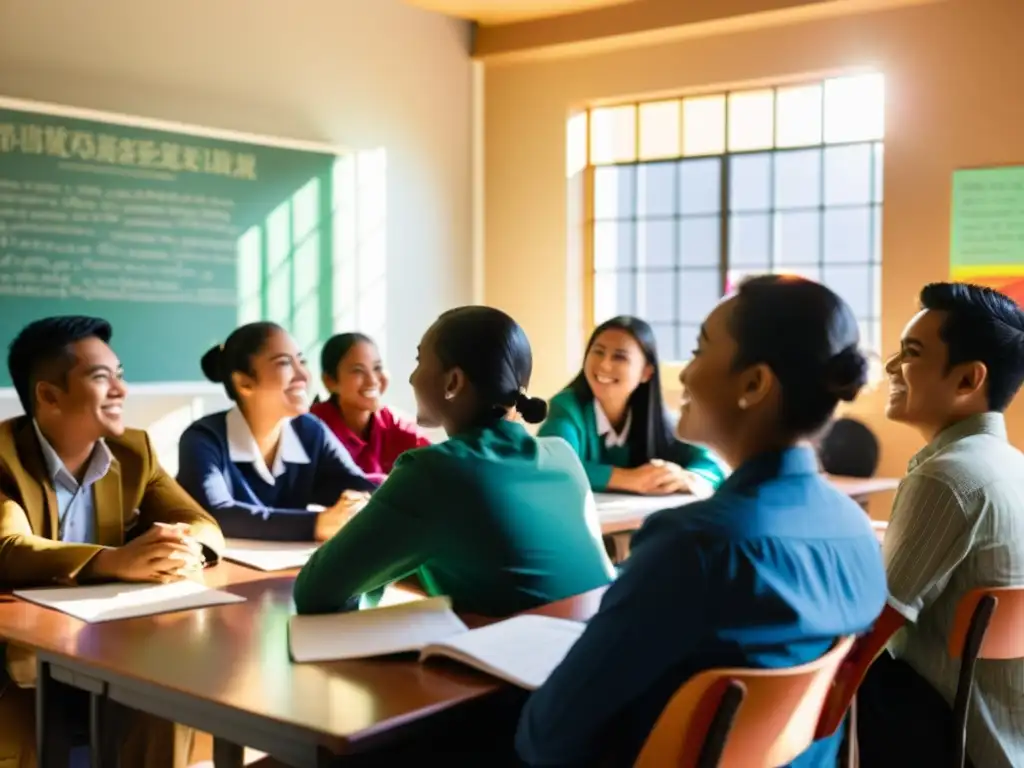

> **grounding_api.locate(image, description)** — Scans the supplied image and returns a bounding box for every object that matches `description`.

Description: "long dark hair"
[318,332,375,406]
[569,315,675,466]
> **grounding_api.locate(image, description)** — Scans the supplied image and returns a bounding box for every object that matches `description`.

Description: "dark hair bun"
[200,344,224,383]
[515,392,548,424]
[824,345,868,403]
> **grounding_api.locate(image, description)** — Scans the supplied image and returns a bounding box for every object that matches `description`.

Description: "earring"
[444,392,454,401]
[738,397,748,409]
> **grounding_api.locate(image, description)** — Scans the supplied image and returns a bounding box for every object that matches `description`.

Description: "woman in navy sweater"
[177,322,377,541]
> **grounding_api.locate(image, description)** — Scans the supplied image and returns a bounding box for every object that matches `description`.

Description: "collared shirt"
[225,406,310,486]
[31,421,111,544]
[516,447,887,767]
[593,400,631,449]
[885,412,1024,768]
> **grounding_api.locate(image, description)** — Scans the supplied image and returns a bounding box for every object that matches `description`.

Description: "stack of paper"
[222,539,319,571]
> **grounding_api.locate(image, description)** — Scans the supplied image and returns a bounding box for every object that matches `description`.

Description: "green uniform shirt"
[538,388,727,492]
[293,419,616,616]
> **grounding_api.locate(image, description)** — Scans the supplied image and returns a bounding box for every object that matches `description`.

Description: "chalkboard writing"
[951,166,1024,267]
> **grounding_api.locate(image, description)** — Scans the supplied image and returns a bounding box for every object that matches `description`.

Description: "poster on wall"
[950,165,1024,304]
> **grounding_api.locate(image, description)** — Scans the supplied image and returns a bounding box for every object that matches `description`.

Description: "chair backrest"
[633,637,854,768]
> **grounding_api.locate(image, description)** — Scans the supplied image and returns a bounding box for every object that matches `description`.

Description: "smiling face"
[233,328,310,420]
[325,340,388,414]
[584,328,653,410]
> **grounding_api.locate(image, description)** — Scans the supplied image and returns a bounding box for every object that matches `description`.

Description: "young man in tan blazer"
[0,316,225,768]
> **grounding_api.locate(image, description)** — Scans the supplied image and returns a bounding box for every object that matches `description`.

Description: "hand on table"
[621,461,714,497]
[314,490,371,541]
[88,522,205,583]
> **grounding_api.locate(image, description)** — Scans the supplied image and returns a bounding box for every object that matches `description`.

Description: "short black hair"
[7,316,114,415]
[920,282,1024,411]
[201,322,283,402]
[730,275,868,436]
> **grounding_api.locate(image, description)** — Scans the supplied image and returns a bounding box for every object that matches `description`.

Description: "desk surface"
[0,564,605,754]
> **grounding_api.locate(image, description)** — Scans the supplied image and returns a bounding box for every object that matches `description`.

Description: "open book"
[288,596,585,690]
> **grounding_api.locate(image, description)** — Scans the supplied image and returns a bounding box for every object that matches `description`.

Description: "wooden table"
[0,565,606,768]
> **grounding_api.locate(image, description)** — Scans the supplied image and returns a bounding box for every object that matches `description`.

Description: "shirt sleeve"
[310,426,379,502]
[883,473,974,623]
[292,452,439,614]
[538,400,614,491]
[516,512,708,767]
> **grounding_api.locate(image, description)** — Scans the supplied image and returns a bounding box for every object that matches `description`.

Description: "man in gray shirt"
[858,282,1024,768]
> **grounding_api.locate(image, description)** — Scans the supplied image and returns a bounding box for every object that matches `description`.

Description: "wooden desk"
[0,565,606,768]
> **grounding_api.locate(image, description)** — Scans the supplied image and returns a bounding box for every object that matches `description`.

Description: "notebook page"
[419,614,585,690]
[13,580,246,623]
[222,539,319,571]
[288,595,469,663]
[594,493,697,523]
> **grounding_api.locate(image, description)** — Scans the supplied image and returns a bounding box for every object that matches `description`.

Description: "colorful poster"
[950,166,1024,304]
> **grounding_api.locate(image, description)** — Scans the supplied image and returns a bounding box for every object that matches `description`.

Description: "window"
[576,73,884,363]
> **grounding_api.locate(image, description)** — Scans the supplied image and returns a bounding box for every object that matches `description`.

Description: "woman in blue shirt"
[517,276,889,767]
[539,316,725,495]
[177,322,377,541]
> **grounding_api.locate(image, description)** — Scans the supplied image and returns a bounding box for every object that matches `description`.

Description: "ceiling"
[402,0,641,25]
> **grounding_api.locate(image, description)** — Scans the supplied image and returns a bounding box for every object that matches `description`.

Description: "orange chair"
[948,586,1024,768]
[633,636,854,768]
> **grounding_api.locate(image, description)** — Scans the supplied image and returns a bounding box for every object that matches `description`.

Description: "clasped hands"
[314,490,371,541]
[87,522,206,583]
[619,459,714,498]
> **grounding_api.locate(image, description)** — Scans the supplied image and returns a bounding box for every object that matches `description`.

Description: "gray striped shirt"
[886,413,1024,768]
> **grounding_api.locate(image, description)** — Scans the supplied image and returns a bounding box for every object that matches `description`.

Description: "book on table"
[288,595,584,690]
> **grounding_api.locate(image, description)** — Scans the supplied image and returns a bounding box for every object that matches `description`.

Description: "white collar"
[593,401,631,449]
[226,407,310,485]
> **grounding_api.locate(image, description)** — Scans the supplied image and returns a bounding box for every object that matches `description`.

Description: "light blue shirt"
[32,421,112,545]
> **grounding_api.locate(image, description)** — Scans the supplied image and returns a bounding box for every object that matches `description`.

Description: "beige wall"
[483,0,1024,502]
[0,0,473,471]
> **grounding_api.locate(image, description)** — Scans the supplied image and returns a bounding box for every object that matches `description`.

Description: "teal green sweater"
[538,389,727,492]
[292,419,616,617]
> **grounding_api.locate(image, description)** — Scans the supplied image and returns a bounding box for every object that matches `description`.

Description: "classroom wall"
[0,0,473,472]
[483,0,1024,506]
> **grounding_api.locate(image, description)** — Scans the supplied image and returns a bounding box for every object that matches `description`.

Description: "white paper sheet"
[222,538,319,571]
[594,492,697,523]
[13,580,246,623]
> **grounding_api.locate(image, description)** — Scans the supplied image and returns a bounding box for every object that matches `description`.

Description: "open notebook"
[222,539,319,571]
[288,596,585,690]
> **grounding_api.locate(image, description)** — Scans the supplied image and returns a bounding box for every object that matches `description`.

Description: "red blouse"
[309,400,431,482]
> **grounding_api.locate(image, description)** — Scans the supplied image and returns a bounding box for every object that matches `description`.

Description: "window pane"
[594,165,636,219]
[594,270,635,321]
[637,162,676,217]
[728,89,774,151]
[870,263,882,318]
[652,323,678,362]
[639,100,681,160]
[823,208,872,264]
[638,219,675,268]
[679,324,701,356]
[594,221,635,270]
[774,149,821,209]
[822,264,871,318]
[873,143,884,202]
[729,213,771,268]
[730,153,772,212]
[824,144,872,205]
[776,84,823,147]
[872,206,883,261]
[678,268,721,324]
[680,217,720,268]
[774,211,820,265]
[640,269,676,322]
[292,178,320,243]
[682,96,726,156]
[679,158,721,215]
[824,73,884,144]
[590,105,637,164]
[566,112,588,177]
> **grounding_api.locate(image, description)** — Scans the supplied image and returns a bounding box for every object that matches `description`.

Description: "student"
[540,316,726,495]
[517,276,888,768]
[857,283,1024,768]
[293,306,616,617]
[310,332,430,481]
[0,315,226,768]
[176,322,377,542]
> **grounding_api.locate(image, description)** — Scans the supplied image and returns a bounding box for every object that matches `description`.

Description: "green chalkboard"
[0,100,342,388]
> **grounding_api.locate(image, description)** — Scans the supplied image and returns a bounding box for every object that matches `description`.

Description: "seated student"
[310,332,430,481]
[0,316,226,768]
[857,283,1024,768]
[539,315,725,495]
[176,322,377,542]
[516,276,888,768]
[293,306,616,617]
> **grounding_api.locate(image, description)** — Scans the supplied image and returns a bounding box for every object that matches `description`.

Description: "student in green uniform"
[292,306,616,617]
[540,315,726,495]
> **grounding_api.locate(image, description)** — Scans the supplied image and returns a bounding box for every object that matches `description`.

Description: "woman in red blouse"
[310,333,431,481]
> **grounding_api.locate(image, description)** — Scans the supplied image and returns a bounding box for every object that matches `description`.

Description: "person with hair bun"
[176,322,377,542]
[517,276,887,768]
[294,306,615,618]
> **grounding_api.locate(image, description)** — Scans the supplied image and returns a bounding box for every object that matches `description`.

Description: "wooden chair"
[633,636,854,768]
[948,586,1024,768]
